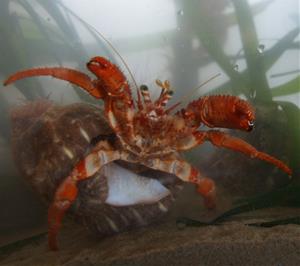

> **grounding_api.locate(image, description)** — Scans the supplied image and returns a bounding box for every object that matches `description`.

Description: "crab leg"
[145,158,216,209]
[105,98,136,150]
[3,67,103,99]
[177,130,292,176]
[48,141,127,250]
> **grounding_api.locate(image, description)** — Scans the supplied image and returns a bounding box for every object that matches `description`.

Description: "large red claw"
[87,57,130,97]
[4,67,103,99]
[184,95,255,132]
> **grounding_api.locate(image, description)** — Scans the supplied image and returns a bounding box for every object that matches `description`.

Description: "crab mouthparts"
[102,163,171,206]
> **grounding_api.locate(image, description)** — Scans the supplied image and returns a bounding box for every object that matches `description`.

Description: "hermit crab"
[4,56,292,250]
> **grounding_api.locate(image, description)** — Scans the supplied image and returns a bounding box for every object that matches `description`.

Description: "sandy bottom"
[0,207,300,266]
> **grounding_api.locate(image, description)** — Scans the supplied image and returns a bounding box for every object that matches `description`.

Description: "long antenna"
[90,27,139,92]
[165,73,221,113]
[59,3,139,92]
[180,73,221,103]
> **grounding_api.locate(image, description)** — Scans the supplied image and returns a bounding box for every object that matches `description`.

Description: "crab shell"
[10,100,183,236]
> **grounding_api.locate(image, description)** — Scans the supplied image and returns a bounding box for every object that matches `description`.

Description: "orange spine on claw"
[181,95,255,131]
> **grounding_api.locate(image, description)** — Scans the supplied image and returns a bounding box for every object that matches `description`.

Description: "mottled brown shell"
[10,100,182,236]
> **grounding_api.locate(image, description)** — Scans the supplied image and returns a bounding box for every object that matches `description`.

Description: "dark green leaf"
[271,76,300,97]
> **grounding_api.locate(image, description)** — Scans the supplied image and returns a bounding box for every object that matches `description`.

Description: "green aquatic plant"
[0,0,120,249]
[177,0,299,227]
[0,0,117,140]
[0,1,298,253]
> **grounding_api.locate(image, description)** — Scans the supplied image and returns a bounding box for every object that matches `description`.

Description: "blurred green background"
[0,0,299,247]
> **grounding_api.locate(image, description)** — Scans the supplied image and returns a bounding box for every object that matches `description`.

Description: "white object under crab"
[103,163,170,206]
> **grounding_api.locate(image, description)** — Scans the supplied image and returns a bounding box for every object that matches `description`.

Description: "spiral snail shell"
[10,99,182,237]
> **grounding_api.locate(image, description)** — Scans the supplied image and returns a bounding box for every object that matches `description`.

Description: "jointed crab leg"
[3,67,103,99]
[145,158,216,209]
[105,97,136,150]
[177,130,292,176]
[48,141,129,250]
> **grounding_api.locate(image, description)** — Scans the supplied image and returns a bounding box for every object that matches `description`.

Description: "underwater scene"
[0,0,299,265]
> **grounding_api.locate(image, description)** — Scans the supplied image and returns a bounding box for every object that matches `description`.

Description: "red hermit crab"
[4,56,292,250]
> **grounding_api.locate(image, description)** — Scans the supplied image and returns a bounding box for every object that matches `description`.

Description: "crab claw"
[3,67,103,99]
[87,57,131,98]
[183,95,255,132]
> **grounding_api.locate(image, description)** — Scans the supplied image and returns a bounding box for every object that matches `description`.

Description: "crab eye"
[247,120,254,131]
[140,85,149,91]
[167,90,174,95]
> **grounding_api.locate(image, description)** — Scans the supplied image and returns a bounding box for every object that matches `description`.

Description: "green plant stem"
[232,0,272,101]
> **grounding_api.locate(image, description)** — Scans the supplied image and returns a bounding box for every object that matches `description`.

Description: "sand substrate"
[1,210,299,266]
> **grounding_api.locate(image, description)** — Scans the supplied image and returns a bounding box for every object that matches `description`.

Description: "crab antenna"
[136,87,143,110]
[180,73,221,104]
[60,3,139,94]
[165,101,181,114]
[166,73,221,113]
[91,28,139,93]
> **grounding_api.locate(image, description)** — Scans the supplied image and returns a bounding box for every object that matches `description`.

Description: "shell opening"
[102,163,171,206]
